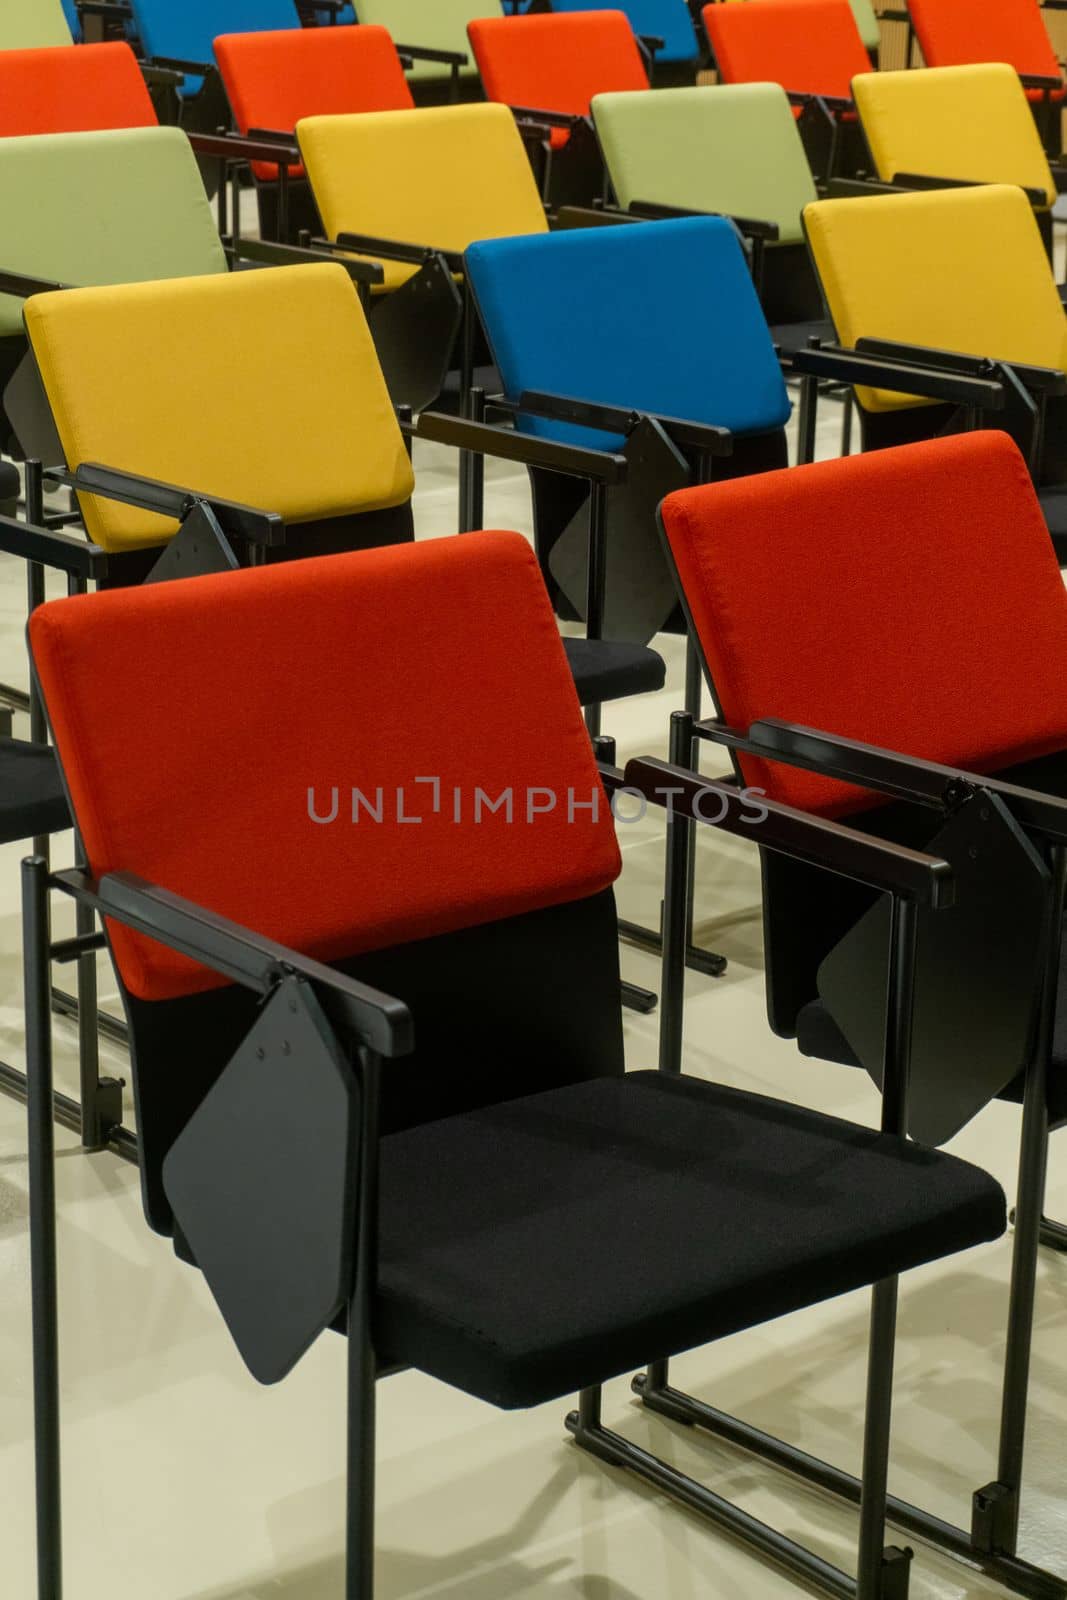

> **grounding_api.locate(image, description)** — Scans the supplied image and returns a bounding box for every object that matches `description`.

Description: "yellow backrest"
[854,64,1056,208]
[297,103,548,290]
[25,263,415,552]
[804,184,1067,411]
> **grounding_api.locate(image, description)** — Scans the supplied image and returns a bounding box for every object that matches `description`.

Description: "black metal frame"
[625,713,1067,1600]
[25,750,958,1600]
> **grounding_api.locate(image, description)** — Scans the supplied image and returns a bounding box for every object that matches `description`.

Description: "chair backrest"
[549,0,700,66]
[659,431,1067,816]
[0,0,73,48]
[465,216,791,448]
[24,262,415,551]
[215,24,414,180]
[592,82,816,242]
[355,0,504,80]
[0,128,226,340]
[467,11,649,119]
[128,0,300,68]
[909,0,1061,82]
[716,0,880,52]
[703,0,870,98]
[29,531,621,1003]
[297,103,548,290]
[853,64,1056,206]
[803,184,1067,413]
[0,43,157,138]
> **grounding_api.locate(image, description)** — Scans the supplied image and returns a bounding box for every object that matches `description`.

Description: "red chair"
[467,9,649,203]
[0,42,156,137]
[703,0,870,178]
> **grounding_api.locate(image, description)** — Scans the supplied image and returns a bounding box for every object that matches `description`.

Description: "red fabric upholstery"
[703,0,870,102]
[215,25,414,181]
[0,43,157,138]
[909,0,1065,102]
[660,432,1067,816]
[468,11,648,148]
[30,533,621,1001]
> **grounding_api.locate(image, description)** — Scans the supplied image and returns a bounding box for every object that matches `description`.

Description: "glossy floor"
[0,397,1063,1600]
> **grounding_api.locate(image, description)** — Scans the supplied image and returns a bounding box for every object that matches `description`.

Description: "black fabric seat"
[0,737,69,845]
[376,1069,1004,1410]
[562,636,665,705]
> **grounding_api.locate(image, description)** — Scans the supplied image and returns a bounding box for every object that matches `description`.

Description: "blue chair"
[548,0,702,76]
[462,216,790,644]
[127,0,301,98]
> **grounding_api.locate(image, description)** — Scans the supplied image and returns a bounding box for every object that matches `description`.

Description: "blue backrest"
[549,0,699,64]
[61,0,81,40]
[465,217,790,449]
[130,0,300,81]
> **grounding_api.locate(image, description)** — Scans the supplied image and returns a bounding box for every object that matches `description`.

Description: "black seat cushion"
[375,1070,1004,1409]
[0,738,69,845]
[562,636,665,705]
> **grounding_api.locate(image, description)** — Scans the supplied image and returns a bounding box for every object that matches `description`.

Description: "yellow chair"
[25,261,414,556]
[296,101,547,408]
[852,63,1059,251]
[802,182,1067,544]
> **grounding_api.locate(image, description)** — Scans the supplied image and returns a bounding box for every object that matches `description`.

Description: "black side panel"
[123,887,624,1234]
[759,242,825,329]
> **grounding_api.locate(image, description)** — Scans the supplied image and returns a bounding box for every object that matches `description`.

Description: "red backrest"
[703,0,870,99]
[468,10,648,121]
[30,533,621,1002]
[909,0,1061,80]
[215,25,414,179]
[0,43,157,138]
[660,432,1067,816]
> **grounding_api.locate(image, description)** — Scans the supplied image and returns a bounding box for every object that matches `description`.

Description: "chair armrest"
[0,268,69,299]
[514,388,734,456]
[627,198,780,241]
[334,231,463,272]
[0,514,107,580]
[790,341,1007,409]
[393,41,469,66]
[1019,72,1064,91]
[415,410,628,482]
[139,63,186,88]
[700,717,1067,846]
[231,236,385,288]
[510,106,586,130]
[186,130,299,167]
[855,337,1067,396]
[52,869,413,1058]
[621,755,955,908]
[824,177,908,197]
[890,171,1049,207]
[146,54,216,77]
[788,90,853,115]
[52,464,286,549]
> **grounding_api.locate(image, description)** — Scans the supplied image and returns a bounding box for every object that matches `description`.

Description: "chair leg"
[856,1277,911,1600]
[24,854,62,1600]
[346,1314,376,1600]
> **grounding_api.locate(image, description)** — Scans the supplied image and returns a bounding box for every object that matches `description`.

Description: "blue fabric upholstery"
[549,0,699,64]
[465,217,790,450]
[129,0,300,93]
[61,0,81,40]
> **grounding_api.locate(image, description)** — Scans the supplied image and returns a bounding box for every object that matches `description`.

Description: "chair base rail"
[617,916,727,978]
[0,1057,137,1163]
[631,1377,1067,1600]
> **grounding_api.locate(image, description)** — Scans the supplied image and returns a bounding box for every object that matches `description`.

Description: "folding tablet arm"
[393,42,469,99]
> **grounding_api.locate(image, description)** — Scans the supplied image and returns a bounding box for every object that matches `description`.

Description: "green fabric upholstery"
[593,82,817,244]
[0,127,226,338]
[355,0,504,80]
[2,0,73,48]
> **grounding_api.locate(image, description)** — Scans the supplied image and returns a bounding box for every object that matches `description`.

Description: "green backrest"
[355,0,504,80]
[0,127,226,338]
[1,0,73,48]
[593,82,817,244]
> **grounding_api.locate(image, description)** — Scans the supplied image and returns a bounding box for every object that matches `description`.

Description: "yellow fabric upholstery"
[296,103,548,292]
[803,184,1067,411]
[25,263,415,552]
[853,64,1056,208]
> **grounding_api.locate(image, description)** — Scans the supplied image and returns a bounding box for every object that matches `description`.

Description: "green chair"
[1,0,73,49]
[354,0,506,100]
[592,83,830,351]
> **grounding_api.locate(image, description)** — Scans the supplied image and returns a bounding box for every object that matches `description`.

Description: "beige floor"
[0,381,1063,1600]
